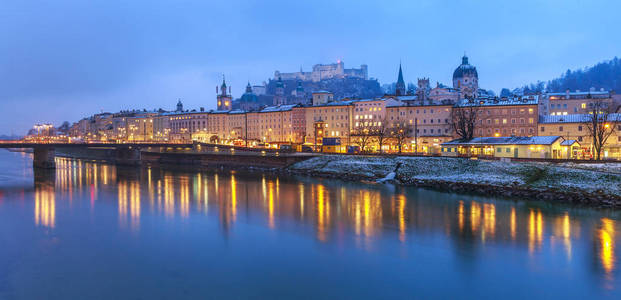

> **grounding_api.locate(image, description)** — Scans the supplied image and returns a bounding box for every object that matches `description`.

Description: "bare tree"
[390,122,412,154]
[450,103,479,140]
[375,117,391,154]
[350,122,377,153]
[584,99,618,160]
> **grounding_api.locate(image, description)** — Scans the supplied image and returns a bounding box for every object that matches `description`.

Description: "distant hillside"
[515,57,621,94]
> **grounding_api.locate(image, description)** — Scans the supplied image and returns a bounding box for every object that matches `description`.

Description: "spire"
[462,53,469,65]
[396,63,406,96]
[397,63,404,85]
[245,81,252,93]
[220,75,228,96]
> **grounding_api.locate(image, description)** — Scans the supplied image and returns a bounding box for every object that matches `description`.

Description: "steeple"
[220,75,228,96]
[395,63,406,96]
[245,81,252,93]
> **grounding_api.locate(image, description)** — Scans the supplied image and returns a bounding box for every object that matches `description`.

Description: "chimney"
[200,107,205,112]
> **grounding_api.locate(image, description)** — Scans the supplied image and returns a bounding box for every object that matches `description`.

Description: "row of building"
[66,55,621,159]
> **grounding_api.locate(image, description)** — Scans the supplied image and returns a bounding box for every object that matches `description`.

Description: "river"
[0,150,619,299]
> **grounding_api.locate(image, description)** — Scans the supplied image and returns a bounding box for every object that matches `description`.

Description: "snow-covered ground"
[555,162,621,174]
[290,155,621,196]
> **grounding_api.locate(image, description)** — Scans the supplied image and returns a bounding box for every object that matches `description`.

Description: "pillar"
[114,146,142,166]
[33,147,56,169]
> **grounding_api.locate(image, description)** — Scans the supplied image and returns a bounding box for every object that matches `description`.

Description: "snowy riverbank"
[288,156,621,207]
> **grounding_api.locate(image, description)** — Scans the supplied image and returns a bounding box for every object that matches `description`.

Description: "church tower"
[217,76,232,111]
[452,55,478,99]
[395,63,406,96]
[273,76,286,105]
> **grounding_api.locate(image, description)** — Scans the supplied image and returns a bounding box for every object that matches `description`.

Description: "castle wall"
[274,62,367,82]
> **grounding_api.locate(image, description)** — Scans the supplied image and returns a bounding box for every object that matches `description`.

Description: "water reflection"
[25,157,621,286]
[34,177,55,228]
[600,218,617,280]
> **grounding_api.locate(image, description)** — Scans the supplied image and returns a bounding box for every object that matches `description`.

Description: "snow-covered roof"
[547,91,610,96]
[228,109,247,114]
[394,95,418,101]
[259,104,297,113]
[540,113,621,123]
[442,136,562,146]
[457,96,539,107]
[352,98,381,103]
[312,90,332,94]
[561,140,579,146]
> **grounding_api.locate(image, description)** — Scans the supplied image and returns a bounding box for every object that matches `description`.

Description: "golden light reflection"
[599,218,616,279]
[130,181,140,229]
[510,207,516,241]
[361,190,380,238]
[118,181,128,227]
[552,213,572,260]
[470,201,481,234]
[179,175,190,219]
[458,201,464,233]
[298,183,304,218]
[398,194,406,242]
[164,176,174,218]
[317,184,326,241]
[231,174,237,222]
[268,180,275,229]
[528,209,544,254]
[483,203,496,239]
[35,184,55,228]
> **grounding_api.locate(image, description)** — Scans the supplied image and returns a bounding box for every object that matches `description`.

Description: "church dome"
[240,82,258,102]
[453,55,478,79]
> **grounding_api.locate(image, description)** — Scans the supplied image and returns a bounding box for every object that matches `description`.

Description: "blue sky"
[1,0,620,135]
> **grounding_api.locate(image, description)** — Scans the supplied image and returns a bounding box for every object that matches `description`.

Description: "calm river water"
[0,150,619,299]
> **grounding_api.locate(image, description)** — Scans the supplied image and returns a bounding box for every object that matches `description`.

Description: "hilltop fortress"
[274,61,368,82]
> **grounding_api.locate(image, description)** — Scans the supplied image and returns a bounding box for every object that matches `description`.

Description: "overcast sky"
[1,0,620,135]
